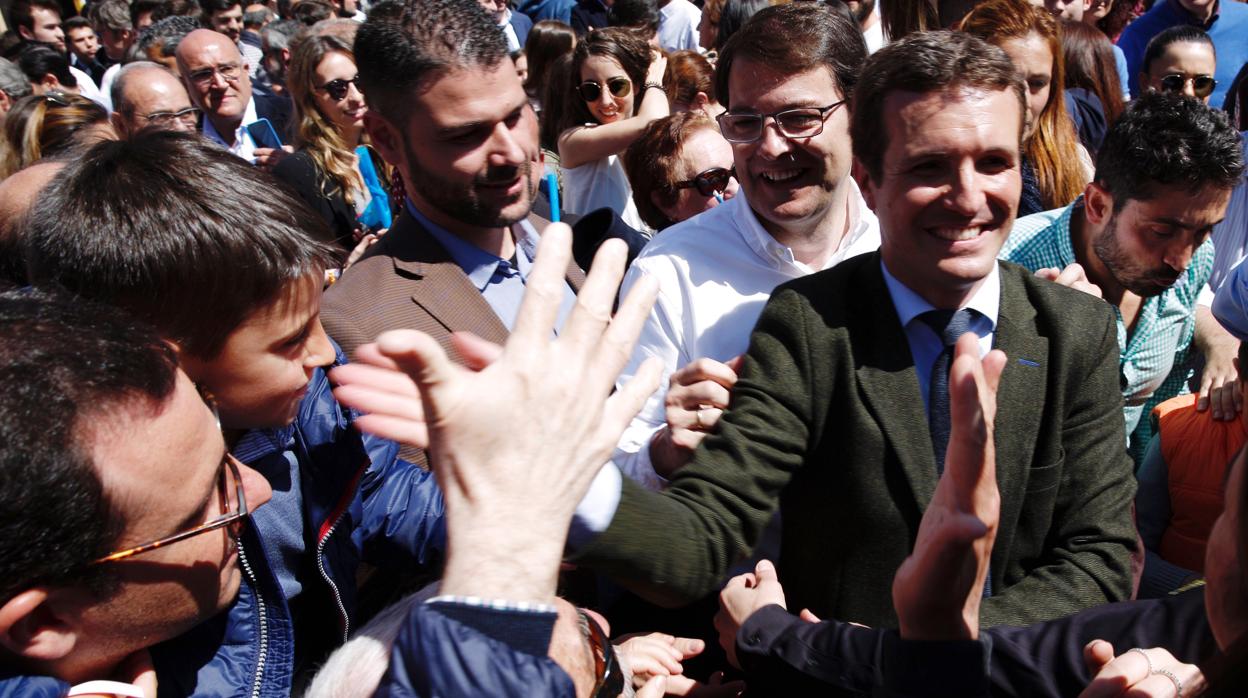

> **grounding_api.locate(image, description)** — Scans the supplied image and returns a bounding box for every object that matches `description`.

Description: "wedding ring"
[1127,647,1153,674]
[695,407,706,430]
[1151,667,1183,698]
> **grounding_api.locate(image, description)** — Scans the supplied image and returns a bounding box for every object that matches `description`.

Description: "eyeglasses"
[143,106,202,127]
[577,77,632,102]
[716,100,846,144]
[581,611,624,698]
[1159,73,1217,99]
[673,166,735,197]
[315,75,362,101]
[187,62,242,87]
[42,91,73,107]
[92,401,249,564]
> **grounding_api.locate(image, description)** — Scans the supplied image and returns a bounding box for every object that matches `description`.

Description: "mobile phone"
[245,118,283,150]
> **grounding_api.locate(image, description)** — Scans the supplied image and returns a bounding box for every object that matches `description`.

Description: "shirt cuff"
[424,597,558,657]
[878,631,992,697]
[567,461,623,549]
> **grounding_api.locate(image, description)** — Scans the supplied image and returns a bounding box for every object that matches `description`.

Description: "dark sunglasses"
[1160,73,1217,99]
[674,166,735,197]
[316,75,362,101]
[577,77,631,102]
[581,610,624,698]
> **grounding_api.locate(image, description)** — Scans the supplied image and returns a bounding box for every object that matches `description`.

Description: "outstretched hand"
[893,334,1006,641]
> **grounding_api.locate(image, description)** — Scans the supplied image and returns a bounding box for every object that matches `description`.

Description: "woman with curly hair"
[961,0,1090,215]
[272,32,391,258]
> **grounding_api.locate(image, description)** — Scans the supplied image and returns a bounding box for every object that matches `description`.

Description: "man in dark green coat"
[570,26,1137,629]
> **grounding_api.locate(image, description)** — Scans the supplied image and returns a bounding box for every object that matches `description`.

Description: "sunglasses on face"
[1160,73,1217,99]
[674,166,735,197]
[577,77,632,102]
[316,75,362,101]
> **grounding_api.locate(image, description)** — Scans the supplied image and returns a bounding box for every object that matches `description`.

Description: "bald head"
[111,62,198,136]
[175,29,251,133]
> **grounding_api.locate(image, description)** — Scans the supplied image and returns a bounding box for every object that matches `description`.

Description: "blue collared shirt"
[880,260,1001,415]
[407,201,576,333]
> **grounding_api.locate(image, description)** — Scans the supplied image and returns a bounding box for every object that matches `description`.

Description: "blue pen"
[714,192,724,203]
[544,172,561,223]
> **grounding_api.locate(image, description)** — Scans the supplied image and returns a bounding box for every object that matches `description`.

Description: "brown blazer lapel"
[389,213,511,347]
[850,256,940,509]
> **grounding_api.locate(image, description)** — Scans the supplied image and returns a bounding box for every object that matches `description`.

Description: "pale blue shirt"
[407,200,576,333]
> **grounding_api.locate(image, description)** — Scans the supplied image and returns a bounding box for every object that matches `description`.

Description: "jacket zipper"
[236,542,269,698]
[317,510,351,641]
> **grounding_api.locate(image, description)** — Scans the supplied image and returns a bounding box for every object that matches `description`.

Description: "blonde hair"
[1,92,111,179]
[961,0,1087,210]
[286,33,364,205]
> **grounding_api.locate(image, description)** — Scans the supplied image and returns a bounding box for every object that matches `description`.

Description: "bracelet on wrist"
[644,82,664,92]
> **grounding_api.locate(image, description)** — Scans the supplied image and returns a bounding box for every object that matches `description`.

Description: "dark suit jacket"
[321,208,586,463]
[509,10,533,46]
[573,253,1138,628]
[254,92,294,143]
[271,148,390,255]
[735,588,1213,697]
[570,0,609,34]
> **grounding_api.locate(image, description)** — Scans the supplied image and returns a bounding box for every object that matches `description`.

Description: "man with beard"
[1002,92,1243,462]
[321,0,585,464]
[846,0,885,53]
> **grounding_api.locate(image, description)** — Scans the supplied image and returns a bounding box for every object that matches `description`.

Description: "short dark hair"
[290,0,333,25]
[714,2,867,111]
[712,0,767,53]
[149,0,203,23]
[11,0,60,32]
[63,15,92,33]
[24,131,338,358]
[0,288,178,603]
[1094,91,1244,210]
[131,0,168,27]
[201,0,243,16]
[851,30,1025,181]
[354,0,507,124]
[136,14,202,57]
[244,5,275,28]
[15,42,76,87]
[608,0,659,33]
[1142,25,1215,77]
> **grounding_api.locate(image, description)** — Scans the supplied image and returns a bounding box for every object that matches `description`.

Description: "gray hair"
[137,15,203,57]
[244,6,276,29]
[90,0,132,32]
[0,58,33,101]
[260,18,301,52]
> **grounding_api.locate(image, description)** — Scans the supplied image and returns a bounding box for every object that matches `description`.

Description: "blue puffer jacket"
[146,346,447,698]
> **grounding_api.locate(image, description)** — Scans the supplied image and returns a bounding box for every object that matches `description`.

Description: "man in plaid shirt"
[1001,93,1243,463]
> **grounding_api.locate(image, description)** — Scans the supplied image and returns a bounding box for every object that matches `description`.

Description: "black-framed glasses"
[41,91,73,107]
[577,77,631,102]
[673,166,735,197]
[92,401,248,564]
[316,75,362,101]
[716,100,846,144]
[187,62,242,87]
[582,611,624,698]
[143,106,202,127]
[1159,73,1217,99]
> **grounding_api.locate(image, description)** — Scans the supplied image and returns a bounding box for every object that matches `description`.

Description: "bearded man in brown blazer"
[322,0,583,462]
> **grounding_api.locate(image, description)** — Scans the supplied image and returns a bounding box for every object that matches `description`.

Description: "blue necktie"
[918,307,992,597]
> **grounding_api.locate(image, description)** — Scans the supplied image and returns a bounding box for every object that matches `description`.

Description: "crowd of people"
[2,0,1248,695]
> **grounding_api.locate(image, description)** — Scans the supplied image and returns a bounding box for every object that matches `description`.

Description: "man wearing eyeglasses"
[175,28,291,168]
[110,61,201,136]
[0,289,274,697]
[611,2,881,489]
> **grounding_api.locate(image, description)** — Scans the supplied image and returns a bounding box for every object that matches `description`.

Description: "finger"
[798,608,821,623]
[635,675,667,698]
[1054,263,1085,287]
[671,405,722,432]
[352,342,403,372]
[1082,639,1116,676]
[982,349,1007,397]
[754,559,779,584]
[1217,383,1238,421]
[352,413,430,448]
[726,354,745,372]
[603,356,664,441]
[375,329,461,398]
[1078,650,1151,698]
[509,223,576,355]
[332,383,425,421]
[449,331,504,372]
[670,358,740,390]
[559,236,628,352]
[1034,267,1060,281]
[595,273,661,387]
[670,379,732,409]
[1197,375,1212,411]
[329,363,421,398]
[671,636,705,658]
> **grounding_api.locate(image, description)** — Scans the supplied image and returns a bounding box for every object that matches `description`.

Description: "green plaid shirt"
[1001,199,1214,462]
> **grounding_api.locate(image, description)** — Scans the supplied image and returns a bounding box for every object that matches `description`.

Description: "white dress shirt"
[203,96,260,164]
[611,182,881,489]
[657,0,702,52]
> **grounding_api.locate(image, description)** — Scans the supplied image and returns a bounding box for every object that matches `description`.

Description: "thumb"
[755,559,778,584]
[636,675,667,698]
[376,330,459,397]
[450,331,505,372]
[1083,639,1116,676]
[798,608,822,623]
[726,355,745,372]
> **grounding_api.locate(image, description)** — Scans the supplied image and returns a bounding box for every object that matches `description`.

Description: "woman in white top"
[556,28,668,232]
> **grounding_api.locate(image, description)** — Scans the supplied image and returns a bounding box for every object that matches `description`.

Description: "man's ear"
[17,26,34,43]
[0,589,78,662]
[109,111,129,138]
[1084,181,1113,227]
[364,111,405,176]
[39,74,60,93]
[852,157,876,211]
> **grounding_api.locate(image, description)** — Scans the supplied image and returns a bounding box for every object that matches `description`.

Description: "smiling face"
[1143,40,1217,104]
[579,54,635,125]
[178,274,335,430]
[1091,182,1230,297]
[726,58,852,239]
[311,50,366,138]
[658,126,739,223]
[862,87,1021,309]
[998,32,1052,139]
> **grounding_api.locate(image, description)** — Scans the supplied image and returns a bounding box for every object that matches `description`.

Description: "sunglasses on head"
[1160,73,1217,99]
[674,166,735,197]
[577,77,632,102]
[316,75,362,101]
